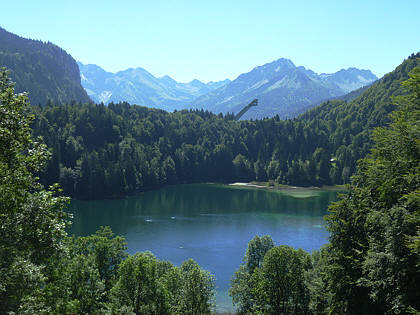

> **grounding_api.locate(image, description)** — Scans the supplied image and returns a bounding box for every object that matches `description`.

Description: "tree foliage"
[230,236,311,314]
[255,246,311,314]
[0,68,216,314]
[324,63,420,314]
[0,68,70,313]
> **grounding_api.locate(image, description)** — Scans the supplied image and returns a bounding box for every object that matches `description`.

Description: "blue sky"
[1,0,419,82]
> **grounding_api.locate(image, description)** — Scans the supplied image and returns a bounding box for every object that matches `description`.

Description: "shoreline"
[69,182,347,201]
[227,181,347,192]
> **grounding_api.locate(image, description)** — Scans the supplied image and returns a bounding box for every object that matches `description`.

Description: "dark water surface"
[68,184,338,312]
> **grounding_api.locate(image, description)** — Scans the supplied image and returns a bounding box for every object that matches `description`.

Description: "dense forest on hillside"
[229,62,420,314]
[0,27,90,105]
[0,70,215,314]
[31,53,419,199]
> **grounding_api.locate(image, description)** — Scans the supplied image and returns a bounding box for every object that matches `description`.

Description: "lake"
[68,183,339,312]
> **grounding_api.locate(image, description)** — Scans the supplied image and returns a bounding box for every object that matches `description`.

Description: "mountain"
[189,58,377,119]
[292,80,376,118]
[319,67,377,93]
[0,27,90,106]
[78,62,230,111]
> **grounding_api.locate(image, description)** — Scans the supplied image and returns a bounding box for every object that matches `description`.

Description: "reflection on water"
[68,183,339,312]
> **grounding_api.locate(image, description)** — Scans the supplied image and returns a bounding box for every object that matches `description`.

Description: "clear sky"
[1,0,419,82]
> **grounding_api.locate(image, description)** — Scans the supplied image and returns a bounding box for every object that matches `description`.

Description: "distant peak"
[160,74,174,80]
[321,68,378,81]
[322,67,376,76]
[220,78,231,84]
[274,57,295,65]
[77,62,114,75]
[127,67,147,72]
[116,67,154,78]
[270,58,296,69]
[252,58,296,72]
[189,79,205,86]
[159,75,178,84]
[206,78,231,84]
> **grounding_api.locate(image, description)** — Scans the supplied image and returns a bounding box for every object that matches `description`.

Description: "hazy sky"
[1,0,419,82]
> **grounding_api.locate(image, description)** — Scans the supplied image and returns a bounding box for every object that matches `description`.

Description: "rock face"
[0,27,90,106]
[189,58,377,119]
[78,62,230,111]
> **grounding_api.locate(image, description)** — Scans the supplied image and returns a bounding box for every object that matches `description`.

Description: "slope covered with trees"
[323,63,420,314]
[229,63,420,314]
[31,53,419,199]
[0,69,215,314]
[0,27,91,106]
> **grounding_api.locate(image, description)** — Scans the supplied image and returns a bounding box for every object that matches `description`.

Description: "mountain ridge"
[189,57,377,119]
[78,62,231,111]
[79,58,376,118]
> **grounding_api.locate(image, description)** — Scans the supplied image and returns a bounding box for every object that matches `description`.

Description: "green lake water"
[68,183,339,312]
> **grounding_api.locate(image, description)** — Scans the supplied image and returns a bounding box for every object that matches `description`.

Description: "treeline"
[31,53,419,199]
[228,63,420,314]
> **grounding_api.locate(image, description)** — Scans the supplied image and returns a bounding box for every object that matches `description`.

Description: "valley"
[0,15,419,315]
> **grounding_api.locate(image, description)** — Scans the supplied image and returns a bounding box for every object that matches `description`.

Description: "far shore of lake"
[224,181,347,198]
[228,181,347,191]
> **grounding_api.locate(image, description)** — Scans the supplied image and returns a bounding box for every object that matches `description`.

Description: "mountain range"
[80,59,377,119]
[78,62,230,111]
[0,26,377,120]
[189,58,378,119]
[0,27,90,106]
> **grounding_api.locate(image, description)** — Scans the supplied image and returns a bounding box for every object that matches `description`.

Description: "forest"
[0,54,419,314]
[31,54,419,200]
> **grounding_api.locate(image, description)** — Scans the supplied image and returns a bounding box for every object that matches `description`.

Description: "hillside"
[230,62,420,314]
[298,51,420,177]
[78,62,230,111]
[0,27,90,105]
[190,58,377,119]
